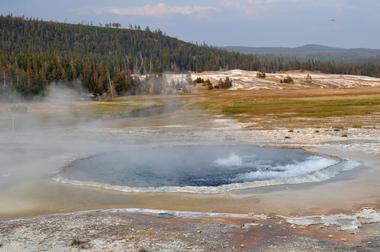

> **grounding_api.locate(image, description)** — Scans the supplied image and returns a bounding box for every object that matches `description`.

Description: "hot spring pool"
[56,145,353,194]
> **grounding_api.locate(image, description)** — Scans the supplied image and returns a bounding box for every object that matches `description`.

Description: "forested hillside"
[0,15,263,96]
[1,15,380,97]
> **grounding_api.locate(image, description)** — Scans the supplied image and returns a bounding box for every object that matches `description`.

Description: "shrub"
[70,236,91,249]
[193,77,205,84]
[205,79,213,90]
[256,72,266,79]
[70,236,82,247]
[216,77,233,89]
[305,74,313,84]
[280,75,294,84]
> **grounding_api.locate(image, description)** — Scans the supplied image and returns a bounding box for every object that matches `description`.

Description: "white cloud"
[96,3,215,18]
[225,0,311,7]
[248,0,313,4]
[222,0,316,19]
[335,3,355,13]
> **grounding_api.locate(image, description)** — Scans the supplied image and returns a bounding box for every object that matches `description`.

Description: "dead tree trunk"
[107,71,114,100]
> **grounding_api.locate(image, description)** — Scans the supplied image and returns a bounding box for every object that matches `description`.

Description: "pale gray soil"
[1,209,379,251]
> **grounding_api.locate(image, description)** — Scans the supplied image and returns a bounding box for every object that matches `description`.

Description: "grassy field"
[83,96,162,118]
[198,87,380,129]
[2,87,380,130]
[220,98,380,118]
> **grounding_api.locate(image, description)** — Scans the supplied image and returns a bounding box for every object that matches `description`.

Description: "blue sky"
[1,0,380,48]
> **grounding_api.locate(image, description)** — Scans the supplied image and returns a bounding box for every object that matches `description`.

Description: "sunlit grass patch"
[220,98,380,118]
[81,97,163,118]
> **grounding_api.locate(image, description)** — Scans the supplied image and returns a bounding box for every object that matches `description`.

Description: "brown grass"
[197,87,380,129]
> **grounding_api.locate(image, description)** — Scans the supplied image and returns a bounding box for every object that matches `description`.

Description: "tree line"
[1,15,380,97]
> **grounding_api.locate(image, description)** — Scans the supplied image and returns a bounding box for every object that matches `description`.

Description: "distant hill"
[0,15,262,96]
[0,15,262,73]
[224,45,380,63]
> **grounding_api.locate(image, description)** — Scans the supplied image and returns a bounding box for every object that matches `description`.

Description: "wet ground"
[1,94,380,251]
[0,98,367,217]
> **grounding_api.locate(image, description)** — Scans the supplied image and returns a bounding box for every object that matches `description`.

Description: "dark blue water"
[60,145,333,188]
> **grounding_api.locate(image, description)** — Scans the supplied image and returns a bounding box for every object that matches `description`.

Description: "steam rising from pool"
[232,156,338,181]
[214,153,243,167]
[55,145,356,194]
[0,86,356,196]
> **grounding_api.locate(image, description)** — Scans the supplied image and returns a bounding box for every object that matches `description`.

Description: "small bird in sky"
[329,19,336,22]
